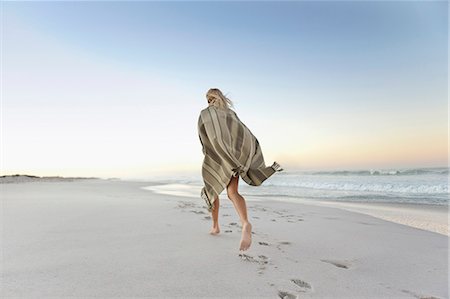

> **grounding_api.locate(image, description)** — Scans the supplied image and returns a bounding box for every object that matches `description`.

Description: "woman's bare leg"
[210,196,220,235]
[227,175,252,251]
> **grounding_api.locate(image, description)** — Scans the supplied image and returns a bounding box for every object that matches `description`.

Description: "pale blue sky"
[2,1,448,179]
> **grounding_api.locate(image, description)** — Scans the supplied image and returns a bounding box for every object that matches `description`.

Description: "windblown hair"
[206,88,234,110]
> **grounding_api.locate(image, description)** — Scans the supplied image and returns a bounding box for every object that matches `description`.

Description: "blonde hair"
[206,88,234,110]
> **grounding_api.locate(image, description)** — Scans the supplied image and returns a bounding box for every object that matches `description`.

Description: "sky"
[1,1,448,180]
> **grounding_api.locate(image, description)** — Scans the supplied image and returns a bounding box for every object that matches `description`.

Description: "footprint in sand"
[320,259,350,269]
[279,241,292,245]
[229,222,238,226]
[190,210,206,214]
[275,241,291,253]
[224,230,233,233]
[357,221,376,225]
[276,278,313,298]
[290,278,312,291]
[401,289,441,299]
[177,201,198,209]
[203,215,211,220]
[238,253,257,262]
[277,290,297,299]
[258,254,269,261]
[239,253,269,269]
[278,214,304,223]
[258,241,269,246]
[222,214,231,217]
[257,255,269,274]
[239,253,270,274]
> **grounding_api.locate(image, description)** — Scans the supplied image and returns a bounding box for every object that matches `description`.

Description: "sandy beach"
[1,178,448,298]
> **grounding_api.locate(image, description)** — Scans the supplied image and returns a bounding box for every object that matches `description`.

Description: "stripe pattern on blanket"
[198,105,279,212]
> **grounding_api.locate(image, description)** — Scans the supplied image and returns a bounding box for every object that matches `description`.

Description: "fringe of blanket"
[232,166,242,178]
[201,187,213,213]
[271,161,284,172]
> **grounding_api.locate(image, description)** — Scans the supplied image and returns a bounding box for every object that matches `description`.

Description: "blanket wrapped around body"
[198,105,281,212]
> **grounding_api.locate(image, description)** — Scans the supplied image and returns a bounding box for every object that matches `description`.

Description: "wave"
[260,181,448,194]
[291,167,449,176]
[238,192,447,205]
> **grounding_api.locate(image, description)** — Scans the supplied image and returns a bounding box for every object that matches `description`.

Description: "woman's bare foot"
[239,222,252,251]
[210,226,220,235]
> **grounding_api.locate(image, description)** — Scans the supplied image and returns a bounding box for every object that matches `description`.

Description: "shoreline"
[247,196,449,237]
[139,182,449,237]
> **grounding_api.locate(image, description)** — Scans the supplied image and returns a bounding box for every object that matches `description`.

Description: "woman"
[197,88,283,251]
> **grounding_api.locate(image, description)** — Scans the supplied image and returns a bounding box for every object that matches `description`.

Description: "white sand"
[1,179,448,298]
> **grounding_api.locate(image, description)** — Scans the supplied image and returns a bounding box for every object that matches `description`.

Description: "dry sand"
[1,178,448,298]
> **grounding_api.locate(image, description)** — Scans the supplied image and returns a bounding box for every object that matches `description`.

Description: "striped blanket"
[198,105,282,212]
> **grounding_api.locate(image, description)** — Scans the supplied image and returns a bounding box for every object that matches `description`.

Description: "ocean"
[139,167,449,206]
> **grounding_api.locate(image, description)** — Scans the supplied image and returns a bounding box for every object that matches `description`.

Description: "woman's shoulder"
[200,106,212,115]
[200,106,236,115]
[199,107,213,121]
[200,105,220,114]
